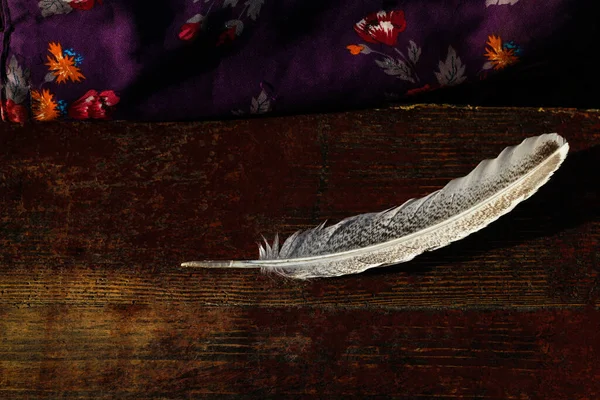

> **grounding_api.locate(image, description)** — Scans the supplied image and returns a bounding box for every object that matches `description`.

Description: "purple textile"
[1,0,570,122]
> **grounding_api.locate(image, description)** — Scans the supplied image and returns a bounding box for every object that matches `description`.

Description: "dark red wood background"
[1,106,599,398]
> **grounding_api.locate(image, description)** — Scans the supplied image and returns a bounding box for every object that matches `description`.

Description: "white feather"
[182,134,569,279]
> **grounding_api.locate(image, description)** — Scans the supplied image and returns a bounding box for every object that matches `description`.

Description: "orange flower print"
[347,44,364,55]
[45,42,85,84]
[346,44,373,55]
[484,35,519,70]
[31,89,60,121]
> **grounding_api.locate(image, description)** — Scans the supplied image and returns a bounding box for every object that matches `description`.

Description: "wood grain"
[1,306,599,399]
[1,105,599,397]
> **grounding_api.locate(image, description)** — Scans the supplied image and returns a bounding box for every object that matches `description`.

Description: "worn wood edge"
[2,104,600,131]
[386,103,600,116]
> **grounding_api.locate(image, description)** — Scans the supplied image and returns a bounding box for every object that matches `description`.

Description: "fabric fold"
[1,0,571,123]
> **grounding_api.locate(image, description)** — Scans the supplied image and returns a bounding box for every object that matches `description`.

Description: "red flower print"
[179,23,201,41]
[217,27,237,46]
[354,10,407,46]
[406,84,433,96]
[69,0,102,11]
[179,14,204,41]
[1,99,28,123]
[1,99,27,123]
[68,90,120,120]
[216,20,244,46]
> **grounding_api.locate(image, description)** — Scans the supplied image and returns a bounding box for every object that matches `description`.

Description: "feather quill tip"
[181,261,233,268]
[181,260,260,269]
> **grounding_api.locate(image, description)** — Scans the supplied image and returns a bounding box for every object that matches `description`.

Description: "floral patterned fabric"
[0,0,571,122]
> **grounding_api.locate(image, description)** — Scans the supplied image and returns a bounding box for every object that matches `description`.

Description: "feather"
[182,133,569,279]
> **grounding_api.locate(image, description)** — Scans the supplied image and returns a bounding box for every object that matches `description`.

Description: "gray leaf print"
[250,90,271,114]
[225,19,244,35]
[38,0,72,17]
[245,0,264,21]
[482,61,494,70]
[375,58,415,83]
[44,72,57,83]
[434,46,466,86]
[5,56,30,104]
[486,0,519,6]
[407,41,422,64]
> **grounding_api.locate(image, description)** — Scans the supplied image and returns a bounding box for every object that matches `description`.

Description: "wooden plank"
[1,106,598,309]
[1,105,599,397]
[0,306,598,398]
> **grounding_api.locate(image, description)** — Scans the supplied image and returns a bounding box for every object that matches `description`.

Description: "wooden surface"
[1,105,599,398]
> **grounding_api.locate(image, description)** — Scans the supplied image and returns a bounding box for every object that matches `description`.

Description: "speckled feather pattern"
[183,134,569,279]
